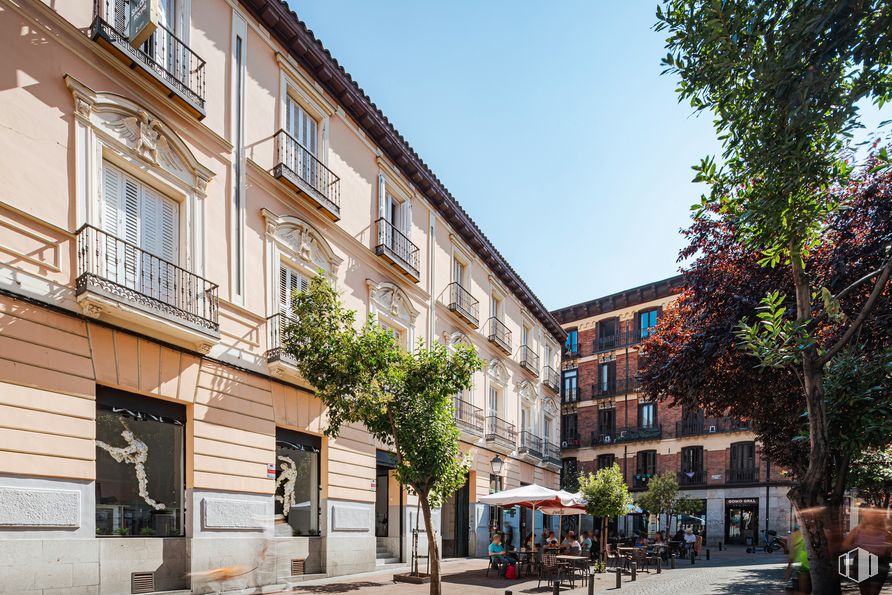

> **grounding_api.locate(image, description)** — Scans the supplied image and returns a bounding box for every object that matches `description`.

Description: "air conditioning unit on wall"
[708,425,717,433]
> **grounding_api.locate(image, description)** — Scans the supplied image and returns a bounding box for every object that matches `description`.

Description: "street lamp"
[490,454,504,475]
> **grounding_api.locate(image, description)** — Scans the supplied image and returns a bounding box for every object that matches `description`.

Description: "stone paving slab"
[275,547,891,594]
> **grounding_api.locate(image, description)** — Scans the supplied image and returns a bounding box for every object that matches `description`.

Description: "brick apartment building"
[552,276,792,545]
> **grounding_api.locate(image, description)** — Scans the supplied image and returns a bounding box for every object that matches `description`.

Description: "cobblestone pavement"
[279,548,891,594]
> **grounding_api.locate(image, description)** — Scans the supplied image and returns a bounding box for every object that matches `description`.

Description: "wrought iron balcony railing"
[486,317,512,354]
[543,366,560,392]
[632,474,654,489]
[266,312,297,366]
[592,425,662,445]
[678,469,706,486]
[593,333,619,353]
[560,434,581,449]
[543,441,562,465]
[592,378,642,399]
[485,415,516,449]
[518,431,543,457]
[91,4,205,116]
[446,282,479,327]
[273,130,341,219]
[727,466,759,484]
[591,382,617,399]
[375,218,420,281]
[562,344,580,359]
[676,416,754,437]
[453,397,484,435]
[519,345,539,376]
[75,224,219,334]
[562,387,579,404]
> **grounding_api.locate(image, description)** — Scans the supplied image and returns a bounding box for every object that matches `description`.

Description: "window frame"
[275,427,322,537]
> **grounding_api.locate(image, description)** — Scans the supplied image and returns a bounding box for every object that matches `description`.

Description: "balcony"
[632,474,653,490]
[561,435,581,449]
[266,312,296,365]
[543,441,562,465]
[518,431,543,458]
[543,366,560,393]
[591,382,617,399]
[593,333,619,353]
[485,415,516,450]
[562,387,579,404]
[446,282,479,328]
[727,467,759,484]
[273,130,341,220]
[90,8,205,118]
[676,416,754,437]
[562,344,579,360]
[519,345,539,377]
[375,218,420,282]
[453,397,484,435]
[75,225,219,346]
[678,469,706,487]
[592,425,662,445]
[486,317,512,354]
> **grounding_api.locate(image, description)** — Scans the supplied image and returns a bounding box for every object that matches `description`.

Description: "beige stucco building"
[0,1,564,592]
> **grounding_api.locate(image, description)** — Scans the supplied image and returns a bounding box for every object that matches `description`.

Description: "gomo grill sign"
[129,0,159,48]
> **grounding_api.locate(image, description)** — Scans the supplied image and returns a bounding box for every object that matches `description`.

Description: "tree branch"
[833,254,891,302]
[819,253,892,366]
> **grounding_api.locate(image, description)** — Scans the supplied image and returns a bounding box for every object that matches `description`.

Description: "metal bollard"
[691,551,696,565]
[718,542,723,551]
[505,592,512,595]
[588,572,595,595]
[553,579,560,595]
[656,556,662,574]
[706,548,710,561]
[615,567,622,589]
[631,561,637,581]
[670,553,676,569]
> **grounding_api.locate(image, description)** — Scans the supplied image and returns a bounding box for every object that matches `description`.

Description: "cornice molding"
[237,0,565,343]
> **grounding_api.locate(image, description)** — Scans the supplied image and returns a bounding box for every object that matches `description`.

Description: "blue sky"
[291,1,888,311]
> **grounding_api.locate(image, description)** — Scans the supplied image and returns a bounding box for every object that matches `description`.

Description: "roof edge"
[239,0,566,343]
[550,274,685,324]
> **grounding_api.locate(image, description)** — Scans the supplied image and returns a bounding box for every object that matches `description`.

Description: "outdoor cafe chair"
[537,551,563,589]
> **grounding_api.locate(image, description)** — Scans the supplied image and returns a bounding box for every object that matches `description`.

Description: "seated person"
[563,530,582,553]
[581,531,594,553]
[488,533,512,577]
[635,533,649,548]
[653,531,665,544]
[683,528,697,554]
[545,530,559,547]
[540,529,550,547]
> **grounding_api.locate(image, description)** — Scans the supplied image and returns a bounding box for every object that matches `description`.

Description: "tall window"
[598,407,616,436]
[638,401,656,429]
[544,417,552,442]
[562,369,578,402]
[730,442,756,470]
[275,428,321,536]
[564,328,578,355]
[285,96,320,191]
[101,161,179,301]
[597,453,616,470]
[488,385,501,416]
[453,257,466,286]
[560,412,578,442]
[597,361,615,394]
[490,293,501,320]
[544,344,553,368]
[597,317,618,350]
[95,387,184,537]
[639,308,660,338]
[636,450,657,479]
[681,446,704,474]
[279,264,308,315]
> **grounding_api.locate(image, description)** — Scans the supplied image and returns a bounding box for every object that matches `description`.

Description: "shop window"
[275,428,321,536]
[95,387,185,537]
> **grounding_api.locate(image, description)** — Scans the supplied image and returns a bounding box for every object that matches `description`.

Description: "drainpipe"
[427,207,435,349]
[765,458,770,535]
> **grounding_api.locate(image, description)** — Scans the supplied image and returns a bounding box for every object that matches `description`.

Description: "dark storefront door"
[375,466,389,538]
[725,498,759,545]
[454,479,469,557]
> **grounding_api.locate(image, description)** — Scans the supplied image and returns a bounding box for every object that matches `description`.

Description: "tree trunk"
[418,490,441,595]
[790,250,841,595]
[602,517,608,559]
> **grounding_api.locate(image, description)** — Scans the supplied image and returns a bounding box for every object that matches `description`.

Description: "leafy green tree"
[635,473,704,536]
[849,448,892,509]
[657,2,892,591]
[579,464,632,558]
[283,275,482,595]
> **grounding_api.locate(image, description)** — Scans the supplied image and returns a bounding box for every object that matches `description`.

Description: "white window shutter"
[377,174,386,220]
[279,265,289,313]
[279,264,307,314]
[101,163,123,237]
[402,199,412,237]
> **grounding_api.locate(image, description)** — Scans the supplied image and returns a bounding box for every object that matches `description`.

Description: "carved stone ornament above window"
[487,359,509,385]
[543,396,560,417]
[518,380,535,405]
[65,75,214,197]
[367,280,419,326]
[263,209,342,278]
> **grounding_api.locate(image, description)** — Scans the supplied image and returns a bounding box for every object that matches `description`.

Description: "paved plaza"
[278,547,892,594]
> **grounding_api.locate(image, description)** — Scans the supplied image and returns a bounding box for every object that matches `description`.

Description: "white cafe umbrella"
[479,484,565,550]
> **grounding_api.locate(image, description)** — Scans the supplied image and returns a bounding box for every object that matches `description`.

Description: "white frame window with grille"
[284,95,320,187]
[377,174,413,259]
[278,263,309,317]
[490,292,502,320]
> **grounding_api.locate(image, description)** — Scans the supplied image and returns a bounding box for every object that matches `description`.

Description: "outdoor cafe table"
[514,549,536,577]
[555,555,589,587]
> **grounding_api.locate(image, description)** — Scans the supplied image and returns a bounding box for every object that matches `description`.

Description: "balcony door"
[279,264,308,315]
[598,407,615,439]
[286,96,319,186]
[562,369,578,402]
[102,162,179,303]
[730,441,756,481]
[681,446,704,484]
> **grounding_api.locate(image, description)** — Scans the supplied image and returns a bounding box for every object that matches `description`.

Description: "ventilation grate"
[291,559,305,576]
[131,571,155,594]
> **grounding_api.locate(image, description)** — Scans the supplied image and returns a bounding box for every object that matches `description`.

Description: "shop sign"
[129,0,160,48]
[726,497,758,506]
[266,463,276,479]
